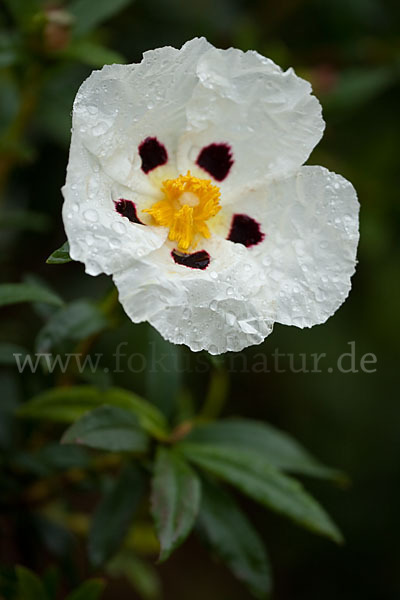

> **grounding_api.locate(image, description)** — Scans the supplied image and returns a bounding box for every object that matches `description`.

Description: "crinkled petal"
[226,166,359,327]
[62,137,167,276]
[113,237,275,354]
[177,47,325,199]
[71,38,213,195]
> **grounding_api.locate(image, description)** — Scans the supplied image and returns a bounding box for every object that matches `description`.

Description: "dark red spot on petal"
[196,143,233,181]
[172,249,210,270]
[139,137,168,173]
[114,199,145,224]
[228,214,264,247]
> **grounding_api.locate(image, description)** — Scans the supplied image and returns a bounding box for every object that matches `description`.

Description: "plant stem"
[198,366,229,422]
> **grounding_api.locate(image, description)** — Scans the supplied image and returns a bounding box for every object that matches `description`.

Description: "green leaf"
[88,463,145,567]
[15,566,49,600]
[197,477,272,599]
[0,342,28,366]
[179,443,343,544]
[65,579,105,600]
[46,241,71,264]
[18,386,169,440]
[69,0,134,37]
[3,0,41,29]
[42,566,60,600]
[35,300,108,353]
[107,551,162,600]
[62,405,149,452]
[186,419,343,481]
[151,447,201,562]
[61,39,125,67]
[0,283,63,309]
[14,443,89,477]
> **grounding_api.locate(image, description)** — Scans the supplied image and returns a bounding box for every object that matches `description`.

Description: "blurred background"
[1,0,400,598]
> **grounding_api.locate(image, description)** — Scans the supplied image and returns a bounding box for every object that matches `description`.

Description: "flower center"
[144,171,221,251]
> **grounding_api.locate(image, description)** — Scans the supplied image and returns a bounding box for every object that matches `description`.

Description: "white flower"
[62,37,359,355]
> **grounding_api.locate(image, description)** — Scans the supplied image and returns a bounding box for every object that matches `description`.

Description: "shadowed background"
[1,0,399,598]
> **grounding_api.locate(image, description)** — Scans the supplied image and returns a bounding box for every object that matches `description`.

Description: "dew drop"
[92,122,109,136]
[83,209,98,222]
[226,312,236,326]
[112,220,126,234]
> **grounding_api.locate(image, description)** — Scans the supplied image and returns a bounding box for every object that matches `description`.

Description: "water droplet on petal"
[92,122,109,136]
[84,209,98,222]
[226,312,236,326]
[112,221,126,234]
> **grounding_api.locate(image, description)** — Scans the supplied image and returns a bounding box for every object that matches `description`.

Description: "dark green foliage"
[197,477,272,599]
[62,405,150,452]
[151,447,201,561]
[88,463,145,567]
[0,0,398,598]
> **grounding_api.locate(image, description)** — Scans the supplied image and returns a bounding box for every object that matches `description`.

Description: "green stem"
[198,366,229,422]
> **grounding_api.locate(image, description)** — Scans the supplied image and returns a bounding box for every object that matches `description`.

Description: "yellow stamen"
[144,171,221,251]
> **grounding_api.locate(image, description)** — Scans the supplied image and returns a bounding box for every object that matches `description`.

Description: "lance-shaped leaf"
[107,550,162,600]
[62,405,149,452]
[0,283,63,308]
[46,241,71,264]
[61,40,125,68]
[17,386,169,440]
[35,300,107,353]
[186,419,343,481]
[198,477,272,599]
[89,463,145,567]
[69,0,134,37]
[151,447,201,562]
[65,579,105,600]
[15,566,49,600]
[179,443,343,544]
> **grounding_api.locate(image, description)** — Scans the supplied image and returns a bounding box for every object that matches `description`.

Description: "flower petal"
[71,38,213,195]
[177,47,324,199]
[113,237,275,354]
[227,166,359,327]
[62,137,167,276]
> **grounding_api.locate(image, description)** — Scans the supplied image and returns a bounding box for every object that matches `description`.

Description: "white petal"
[62,137,167,276]
[113,237,275,354]
[227,166,359,327]
[71,38,213,194]
[177,47,324,199]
